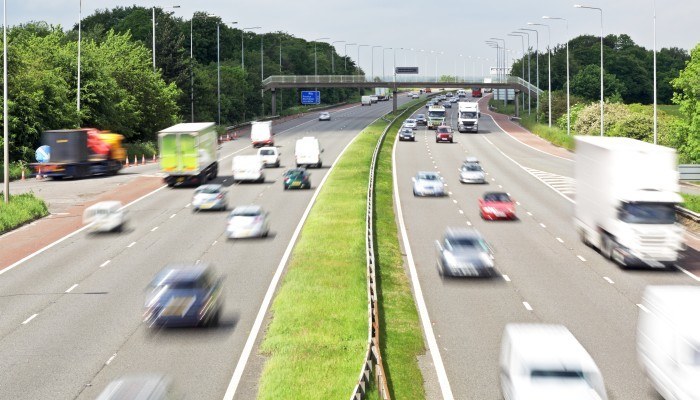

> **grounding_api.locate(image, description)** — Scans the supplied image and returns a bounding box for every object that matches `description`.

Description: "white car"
[192,184,228,211]
[412,171,446,196]
[257,146,281,168]
[403,119,418,130]
[83,201,126,233]
[318,112,331,121]
[226,205,270,239]
[459,162,486,184]
[412,93,419,99]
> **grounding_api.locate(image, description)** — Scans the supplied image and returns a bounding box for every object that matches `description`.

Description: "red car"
[471,88,483,98]
[479,192,516,220]
[435,125,453,143]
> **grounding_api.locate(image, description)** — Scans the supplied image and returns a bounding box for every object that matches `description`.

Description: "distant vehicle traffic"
[226,205,270,238]
[83,201,126,233]
[415,114,427,125]
[412,171,445,196]
[318,112,331,121]
[232,155,265,183]
[191,184,228,211]
[479,192,516,220]
[370,95,379,103]
[257,146,281,168]
[443,101,452,108]
[375,88,391,101]
[412,93,419,99]
[574,136,684,268]
[500,323,608,400]
[399,127,415,142]
[251,121,274,148]
[435,227,495,277]
[361,95,372,106]
[458,102,480,133]
[158,123,218,187]
[282,168,311,189]
[403,119,418,130]
[459,162,486,184]
[472,88,483,97]
[295,137,323,168]
[435,125,453,143]
[144,263,223,328]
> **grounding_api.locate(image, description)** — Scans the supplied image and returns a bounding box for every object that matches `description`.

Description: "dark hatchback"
[283,168,311,189]
[415,114,428,125]
[399,127,416,141]
[143,264,223,328]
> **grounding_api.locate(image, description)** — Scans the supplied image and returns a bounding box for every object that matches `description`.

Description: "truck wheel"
[601,234,614,260]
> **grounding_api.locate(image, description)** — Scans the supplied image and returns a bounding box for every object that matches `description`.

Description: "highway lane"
[0,96,413,399]
[395,96,698,399]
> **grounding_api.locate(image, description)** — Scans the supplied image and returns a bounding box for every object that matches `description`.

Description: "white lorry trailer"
[574,136,684,268]
[457,102,480,133]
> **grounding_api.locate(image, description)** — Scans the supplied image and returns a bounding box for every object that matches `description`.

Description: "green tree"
[571,64,625,102]
[671,44,700,163]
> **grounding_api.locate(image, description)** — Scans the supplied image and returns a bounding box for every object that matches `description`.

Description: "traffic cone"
[233,131,238,140]
[37,167,43,180]
[142,155,145,165]
[21,169,25,181]
[133,155,137,166]
[125,157,129,167]
[152,154,156,163]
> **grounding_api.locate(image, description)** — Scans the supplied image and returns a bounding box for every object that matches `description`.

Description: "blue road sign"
[35,145,50,163]
[301,91,321,105]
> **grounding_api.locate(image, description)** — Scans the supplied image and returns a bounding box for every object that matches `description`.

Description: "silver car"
[459,162,486,184]
[436,227,495,277]
[192,184,228,211]
[412,171,445,196]
[403,118,418,130]
[226,205,270,239]
[319,112,331,121]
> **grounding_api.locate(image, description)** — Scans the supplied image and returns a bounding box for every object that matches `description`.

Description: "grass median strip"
[0,192,49,234]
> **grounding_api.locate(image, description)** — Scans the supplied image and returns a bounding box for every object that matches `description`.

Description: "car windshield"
[428,111,446,118]
[484,193,511,202]
[286,170,304,177]
[460,112,477,118]
[416,114,425,119]
[462,164,482,172]
[530,370,586,380]
[405,119,416,124]
[437,127,451,133]
[402,129,413,133]
[447,236,488,252]
[618,202,676,224]
[418,173,440,181]
[232,209,261,217]
[195,186,220,194]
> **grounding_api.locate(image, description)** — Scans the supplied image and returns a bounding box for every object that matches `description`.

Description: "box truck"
[158,122,219,187]
[361,95,372,106]
[637,285,700,400]
[295,137,323,168]
[457,102,480,133]
[250,121,274,148]
[574,136,684,268]
[31,129,125,179]
[375,88,390,101]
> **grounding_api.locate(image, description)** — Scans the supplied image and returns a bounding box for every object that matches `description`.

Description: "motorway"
[394,95,700,399]
[0,96,412,399]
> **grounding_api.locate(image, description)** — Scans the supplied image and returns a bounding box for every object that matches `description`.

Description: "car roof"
[416,171,440,178]
[231,205,263,215]
[285,168,307,173]
[150,264,212,287]
[195,184,223,191]
[86,201,123,212]
[444,227,482,241]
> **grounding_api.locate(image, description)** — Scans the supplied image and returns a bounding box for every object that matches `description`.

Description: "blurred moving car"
[370,95,379,103]
[472,88,483,97]
[464,156,479,164]
[143,264,223,328]
[450,97,459,103]
[412,93,420,99]
[637,285,700,400]
[95,374,171,400]
[257,146,281,168]
[415,114,428,125]
[500,323,608,400]
[83,201,126,233]
[403,119,418,130]
[232,155,265,183]
[399,127,416,142]
[435,125,454,143]
[283,168,311,190]
[192,184,228,211]
[435,227,495,277]
[412,171,446,196]
[226,205,270,239]
[479,191,516,220]
[443,101,452,108]
[318,112,331,121]
[460,162,486,184]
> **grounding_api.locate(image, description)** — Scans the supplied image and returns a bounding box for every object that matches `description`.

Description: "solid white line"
[126,242,136,248]
[105,353,117,365]
[556,237,564,243]
[150,227,158,232]
[523,302,533,311]
[637,303,651,313]
[0,185,167,277]
[169,214,176,219]
[676,265,700,282]
[223,124,367,400]
[603,276,615,284]
[483,113,573,162]
[502,274,511,282]
[389,133,455,399]
[65,284,78,293]
[577,255,587,262]
[99,260,111,268]
[21,314,38,325]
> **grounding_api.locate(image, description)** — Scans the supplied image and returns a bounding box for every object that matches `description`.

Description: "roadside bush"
[0,161,32,182]
[124,141,157,160]
[0,192,49,233]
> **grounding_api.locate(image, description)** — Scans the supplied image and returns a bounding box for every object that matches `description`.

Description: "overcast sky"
[9,0,700,78]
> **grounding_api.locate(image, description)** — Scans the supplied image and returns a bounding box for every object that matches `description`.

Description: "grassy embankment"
[0,192,49,234]
[681,193,700,213]
[257,97,425,399]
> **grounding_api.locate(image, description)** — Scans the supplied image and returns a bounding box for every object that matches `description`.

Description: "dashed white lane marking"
[539,223,547,228]
[22,314,38,325]
[637,303,651,313]
[448,191,453,195]
[105,353,117,365]
[99,260,111,268]
[452,199,458,204]
[458,210,464,214]
[577,255,587,262]
[151,227,158,232]
[170,214,176,219]
[498,185,503,188]
[65,284,78,293]
[212,240,218,246]
[466,221,472,226]
[185,203,191,208]
[676,265,700,282]
[603,276,615,284]
[195,259,201,264]
[526,212,533,216]
[523,302,533,311]
[515,201,521,205]
[127,242,136,248]
[502,274,511,282]
[556,237,564,243]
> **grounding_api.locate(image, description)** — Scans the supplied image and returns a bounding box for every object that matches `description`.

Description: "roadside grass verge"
[0,192,49,234]
[258,97,424,399]
[0,161,32,182]
[681,193,700,213]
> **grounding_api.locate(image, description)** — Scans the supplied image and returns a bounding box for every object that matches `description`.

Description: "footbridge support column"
[392,90,398,113]
[271,89,277,117]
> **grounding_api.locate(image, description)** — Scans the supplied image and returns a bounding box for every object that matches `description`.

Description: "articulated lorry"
[574,136,684,268]
[158,122,219,187]
[374,88,391,101]
[31,129,125,179]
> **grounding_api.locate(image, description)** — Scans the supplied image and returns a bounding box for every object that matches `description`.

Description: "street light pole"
[313,37,330,77]
[528,23,551,127]
[152,5,181,72]
[520,28,539,121]
[372,45,382,80]
[514,31,532,115]
[358,44,369,76]
[508,33,526,112]
[383,48,393,79]
[575,4,604,136]
[241,26,261,70]
[344,43,356,73]
[490,37,506,106]
[217,22,220,125]
[543,16,570,135]
[652,0,657,144]
[331,40,345,74]
[77,0,82,114]
[3,0,8,203]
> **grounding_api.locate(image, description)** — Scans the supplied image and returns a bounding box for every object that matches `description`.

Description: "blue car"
[144,264,223,328]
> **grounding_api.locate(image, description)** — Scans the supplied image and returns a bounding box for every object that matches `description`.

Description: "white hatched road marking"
[522,167,576,196]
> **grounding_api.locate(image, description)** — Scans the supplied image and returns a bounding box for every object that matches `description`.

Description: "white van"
[250,121,274,148]
[458,102,480,133]
[637,286,700,400]
[295,137,323,168]
[361,95,372,106]
[257,146,281,168]
[500,323,608,400]
[83,201,126,233]
[232,155,265,182]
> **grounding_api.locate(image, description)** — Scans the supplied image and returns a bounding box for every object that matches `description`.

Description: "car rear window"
[195,186,220,194]
[437,127,451,133]
[259,149,275,155]
[232,209,261,217]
